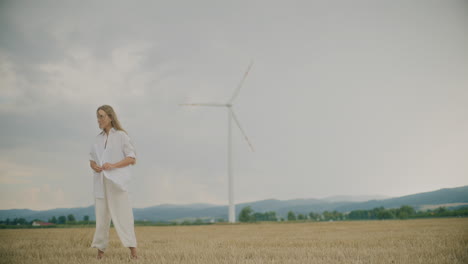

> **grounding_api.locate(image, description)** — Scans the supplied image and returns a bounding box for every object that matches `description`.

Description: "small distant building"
[32,221,55,226]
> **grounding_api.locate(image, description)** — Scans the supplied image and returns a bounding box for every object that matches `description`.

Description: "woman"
[89,105,138,259]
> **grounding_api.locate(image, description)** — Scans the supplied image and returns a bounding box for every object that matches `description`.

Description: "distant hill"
[321,195,391,202]
[333,185,468,212]
[1,185,467,222]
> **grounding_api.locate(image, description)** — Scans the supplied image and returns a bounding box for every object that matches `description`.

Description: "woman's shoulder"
[115,129,131,139]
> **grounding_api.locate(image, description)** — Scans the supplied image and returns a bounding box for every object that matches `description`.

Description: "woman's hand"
[102,163,115,170]
[90,161,103,173]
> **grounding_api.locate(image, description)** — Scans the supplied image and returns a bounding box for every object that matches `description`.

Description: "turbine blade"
[229,108,255,152]
[228,60,254,104]
[179,103,227,107]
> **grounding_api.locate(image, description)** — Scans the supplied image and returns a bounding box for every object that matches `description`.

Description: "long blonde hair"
[97,105,127,134]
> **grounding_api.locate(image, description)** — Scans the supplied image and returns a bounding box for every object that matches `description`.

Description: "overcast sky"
[1,0,467,210]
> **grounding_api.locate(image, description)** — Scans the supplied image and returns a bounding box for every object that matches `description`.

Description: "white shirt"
[89,128,136,198]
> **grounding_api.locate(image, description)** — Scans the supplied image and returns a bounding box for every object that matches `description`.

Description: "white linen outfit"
[89,128,137,251]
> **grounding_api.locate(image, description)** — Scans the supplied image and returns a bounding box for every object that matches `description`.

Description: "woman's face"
[97,109,112,130]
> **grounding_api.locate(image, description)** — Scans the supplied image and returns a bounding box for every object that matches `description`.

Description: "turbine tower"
[180,61,255,223]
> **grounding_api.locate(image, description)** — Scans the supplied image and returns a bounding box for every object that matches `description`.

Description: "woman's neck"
[104,126,112,135]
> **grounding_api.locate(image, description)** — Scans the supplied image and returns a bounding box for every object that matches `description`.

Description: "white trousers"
[91,177,137,251]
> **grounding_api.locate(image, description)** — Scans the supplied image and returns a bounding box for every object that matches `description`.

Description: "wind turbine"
[180,61,255,223]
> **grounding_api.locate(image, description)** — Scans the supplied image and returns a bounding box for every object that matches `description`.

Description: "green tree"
[323,211,334,221]
[398,205,415,219]
[58,216,67,224]
[348,210,368,220]
[17,218,27,225]
[370,207,385,220]
[332,211,343,220]
[394,205,415,219]
[67,214,76,223]
[83,215,90,222]
[239,206,254,222]
[378,210,395,220]
[297,214,306,220]
[309,212,320,221]
[253,211,278,222]
[287,211,296,221]
[264,211,278,221]
[435,207,447,215]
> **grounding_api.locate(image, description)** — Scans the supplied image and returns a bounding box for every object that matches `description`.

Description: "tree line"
[0,214,92,226]
[1,206,467,227]
[46,214,92,224]
[238,205,468,222]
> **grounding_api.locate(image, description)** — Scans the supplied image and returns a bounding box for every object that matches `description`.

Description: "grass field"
[0,218,467,264]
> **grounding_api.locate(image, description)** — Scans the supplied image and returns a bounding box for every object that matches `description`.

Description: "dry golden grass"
[0,218,467,264]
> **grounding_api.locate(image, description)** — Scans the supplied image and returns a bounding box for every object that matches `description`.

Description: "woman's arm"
[102,157,136,170]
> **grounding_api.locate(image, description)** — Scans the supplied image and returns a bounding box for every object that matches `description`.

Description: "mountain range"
[1,185,467,222]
